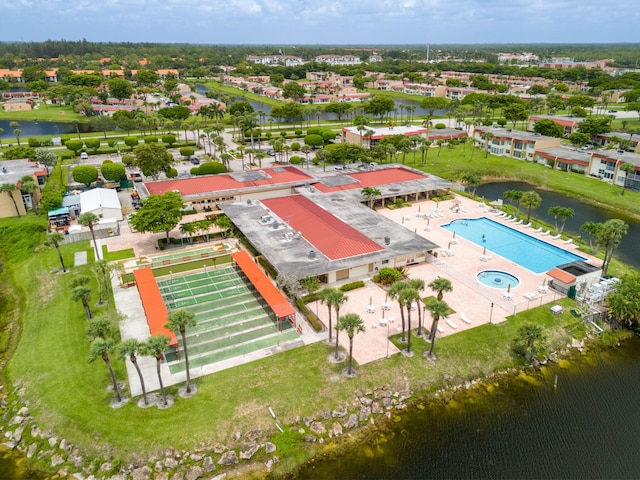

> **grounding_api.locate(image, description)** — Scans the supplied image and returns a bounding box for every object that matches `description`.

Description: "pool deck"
[320,195,601,366]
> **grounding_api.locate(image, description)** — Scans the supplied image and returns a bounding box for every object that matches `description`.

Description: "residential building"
[342,125,429,149]
[0,159,46,218]
[473,127,561,161]
[246,55,304,67]
[1,98,34,112]
[534,146,592,174]
[315,54,362,66]
[587,151,640,189]
[593,132,640,152]
[527,115,585,136]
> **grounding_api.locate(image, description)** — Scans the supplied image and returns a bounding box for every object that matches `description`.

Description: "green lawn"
[6,233,614,467]
[0,104,84,122]
[102,245,135,261]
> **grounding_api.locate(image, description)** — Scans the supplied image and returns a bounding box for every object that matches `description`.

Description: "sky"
[1,0,639,45]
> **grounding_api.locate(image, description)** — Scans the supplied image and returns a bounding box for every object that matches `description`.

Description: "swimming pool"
[441,217,586,274]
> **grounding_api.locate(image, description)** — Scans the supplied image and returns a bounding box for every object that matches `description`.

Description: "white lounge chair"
[550,234,561,240]
[460,312,472,324]
[504,215,513,220]
[460,207,468,213]
[538,285,549,294]
[541,230,551,235]
[564,238,573,244]
[445,317,458,329]
[523,292,537,300]
[524,222,532,228]
[437,325,445,333]
[533,227,542,232]
[515,219,523,225]
[503,292,513,301]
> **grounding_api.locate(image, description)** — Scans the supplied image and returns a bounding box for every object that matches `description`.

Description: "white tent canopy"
[80,188,123,221]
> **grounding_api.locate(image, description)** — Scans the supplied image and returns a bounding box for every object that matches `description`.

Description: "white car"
[80,152,89,160]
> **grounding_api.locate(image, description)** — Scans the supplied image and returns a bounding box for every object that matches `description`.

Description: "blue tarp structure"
[48,207,70,217]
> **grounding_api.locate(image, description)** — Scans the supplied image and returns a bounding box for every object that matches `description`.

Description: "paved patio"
[320,195,599,366]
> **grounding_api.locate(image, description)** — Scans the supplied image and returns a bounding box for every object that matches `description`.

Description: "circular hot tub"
[476,270,520,290]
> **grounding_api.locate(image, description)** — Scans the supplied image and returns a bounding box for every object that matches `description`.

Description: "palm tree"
[519,191,542,223]
[337,313,365,376]
[420,140,432,166]
[580,221,602,254]
[78,212,100,259]
[482,131,494,157]
[0,127,4,147]
[407,278,426,335]
[399,287,420,355]
[597,219,629,276]
[94,259,113,310]
[318,287,338,342]
[547,206,575,234]
[180,222,196,244]
[20,177,39,213]
[45,232,67,272]
[118,338,150,406]
[72,286,93,320]
[10,121,20,145]
[142,334,171,407]
[0,183,21,217]
[86,314,117,340]
[619,162,636,196]
[425,299,450,361]
[388,280,408,342]
[458,173,481,198]
[165,309,197,394]
[513,323,546,363]
[330,291,348,360]
[428,276,453,302]
[361,186,381,209]
[88,337,122,403]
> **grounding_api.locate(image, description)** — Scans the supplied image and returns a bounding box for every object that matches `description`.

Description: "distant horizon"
[3,0,639,45]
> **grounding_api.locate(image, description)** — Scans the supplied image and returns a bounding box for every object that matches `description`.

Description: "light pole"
[386,321,390,359]
[489,302,494,324]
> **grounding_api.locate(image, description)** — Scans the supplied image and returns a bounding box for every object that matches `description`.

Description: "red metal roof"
[261,195,384,260]
[231,251,295,319]
[530,116,578,127]
[133,268,177,345]
[313,167,427,193]
[145,166,313,196]
[547,267,576,284]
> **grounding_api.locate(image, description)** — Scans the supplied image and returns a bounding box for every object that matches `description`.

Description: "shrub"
[289,155,302,164]
[28,138,41,148]
[295,298,323,332]
[304,134,324,148]
[339,280,365,292]
[166,167,178,178]
[434,123,447,129]
[180,147,195,159]
[64,139,84,154]
[144,136,159,143]
[198,162,227,175]
[290,141,301,151]
[496,118,507,127]
[280,131,287,139]
[107,139,117,148]
[123,136,139,151]
[161,134,177,146]
[101,162,126,181]
[121,154,134,167]
[85,138,101,152]
[258,256,277,279]
[2,145,36,160]
[377,267,403,285]
[72,165,99,186]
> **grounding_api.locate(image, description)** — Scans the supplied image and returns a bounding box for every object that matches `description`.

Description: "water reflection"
[475,181,639,269]
[297,338,640,479]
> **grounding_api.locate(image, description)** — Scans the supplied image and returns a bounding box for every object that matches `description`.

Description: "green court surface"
[157,266,300,374]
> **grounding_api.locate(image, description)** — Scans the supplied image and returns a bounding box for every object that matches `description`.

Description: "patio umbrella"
[418,205,421,213]
[452,198,461,205]
[507,283,511,294]
[483,246,487,256]
[369,295,372,305]
[453,231,456,239]
[427,218,430,226]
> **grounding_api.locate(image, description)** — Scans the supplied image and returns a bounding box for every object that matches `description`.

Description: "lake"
[474,181,640,269]
[0,120,75,141]
[295,337,640,479]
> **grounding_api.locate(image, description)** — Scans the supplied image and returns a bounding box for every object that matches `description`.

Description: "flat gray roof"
[476,126,554,143]
[222,197,439,279]
[535,146,592,163]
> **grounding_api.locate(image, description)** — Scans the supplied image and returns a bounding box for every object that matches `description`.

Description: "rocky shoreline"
[0,378,414,479]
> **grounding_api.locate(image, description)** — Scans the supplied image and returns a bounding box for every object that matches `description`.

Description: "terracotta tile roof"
[313,167,427,193]
[145,166,313,196]
[547,267,576,284]
[261,195,384,260]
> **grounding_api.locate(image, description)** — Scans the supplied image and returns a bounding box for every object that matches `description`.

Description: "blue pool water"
[441,217,586,274]
[476,270,520,289]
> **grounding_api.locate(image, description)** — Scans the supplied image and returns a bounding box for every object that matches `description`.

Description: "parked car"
[80,152,89,160]
[267,149,276,157]
[190,157,200,165]
[581,145,594,150]
[608,109,618,113]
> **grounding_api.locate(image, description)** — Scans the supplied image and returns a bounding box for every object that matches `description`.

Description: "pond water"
[295,337,640,479]
[475,181,640,269]
[0,120,75,141]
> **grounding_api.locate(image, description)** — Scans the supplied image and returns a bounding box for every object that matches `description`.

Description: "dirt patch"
[37,271,57,305]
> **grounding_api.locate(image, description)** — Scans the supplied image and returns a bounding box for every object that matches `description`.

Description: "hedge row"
[339,280,365,292]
